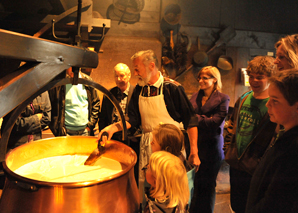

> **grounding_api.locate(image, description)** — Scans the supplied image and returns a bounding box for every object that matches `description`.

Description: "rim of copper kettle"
[0,77,128,162]
[2,136,137,188]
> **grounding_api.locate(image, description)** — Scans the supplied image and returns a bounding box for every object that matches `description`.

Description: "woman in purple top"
[189,66,230,213]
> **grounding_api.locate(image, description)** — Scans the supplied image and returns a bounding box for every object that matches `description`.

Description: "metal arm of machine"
[0,29,98,67]
[0,29,98,118]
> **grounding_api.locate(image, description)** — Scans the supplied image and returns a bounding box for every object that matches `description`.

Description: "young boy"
[246,69,298,212]
[224,56,277,213]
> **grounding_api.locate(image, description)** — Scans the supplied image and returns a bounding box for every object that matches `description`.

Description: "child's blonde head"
[149,151,189,210]
[151,123,184,156]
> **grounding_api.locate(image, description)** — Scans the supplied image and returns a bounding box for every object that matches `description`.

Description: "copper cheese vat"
[0,136,139,213]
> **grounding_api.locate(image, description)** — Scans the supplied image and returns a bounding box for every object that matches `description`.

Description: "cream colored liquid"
[13,155,123,183]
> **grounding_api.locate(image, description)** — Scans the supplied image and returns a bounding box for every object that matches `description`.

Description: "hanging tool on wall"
[193,37,208,67]
[207,26,236,54]
[170,30,175,51]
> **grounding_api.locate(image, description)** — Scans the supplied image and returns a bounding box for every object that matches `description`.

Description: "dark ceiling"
[177,0,298,35]
[1,0,298,38]
[0,0,66,36]
[0,0,88,44]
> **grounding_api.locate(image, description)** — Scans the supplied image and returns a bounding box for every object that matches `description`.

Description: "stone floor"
[214,193,234,213]
[214,161,234,213]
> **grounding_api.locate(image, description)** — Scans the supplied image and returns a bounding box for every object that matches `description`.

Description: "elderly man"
[99,50,200,202]
[99,63,134,142]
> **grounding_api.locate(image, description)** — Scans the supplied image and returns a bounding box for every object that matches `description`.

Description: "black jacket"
[48,72,100,136]
[2,91,51,149]
[99,84,134,130]
[128,77,198,132]
[99,84,134,142]
[246,126,298,213]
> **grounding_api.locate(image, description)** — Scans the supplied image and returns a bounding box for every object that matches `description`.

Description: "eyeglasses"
[198,76,214,81]
[142,163,149,176]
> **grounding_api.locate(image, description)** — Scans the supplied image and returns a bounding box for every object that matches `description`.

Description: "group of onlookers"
[2,34,298,213]
[224,34,298,213]
[98,34,298,213]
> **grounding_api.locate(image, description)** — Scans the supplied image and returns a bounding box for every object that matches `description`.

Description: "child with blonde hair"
[150,123,195,205]
[144,151,189,213]
[151,123,192,171]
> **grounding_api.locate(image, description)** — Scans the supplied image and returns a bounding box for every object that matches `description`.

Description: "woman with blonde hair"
[274,34,298,71]
[144,151,189,213]
[189,66,230,213]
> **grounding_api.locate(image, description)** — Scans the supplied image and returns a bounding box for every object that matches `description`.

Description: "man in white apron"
[99,50,200,205]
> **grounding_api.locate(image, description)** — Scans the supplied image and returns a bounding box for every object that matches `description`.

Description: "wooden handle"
[170,30,174,50]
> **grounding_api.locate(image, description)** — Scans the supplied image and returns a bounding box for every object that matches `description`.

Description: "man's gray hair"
[113,63,131,75]
[131,50,159,67]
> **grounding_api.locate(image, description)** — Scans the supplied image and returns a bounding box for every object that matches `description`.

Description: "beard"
[137,68,152,86]
[137,78,146,86]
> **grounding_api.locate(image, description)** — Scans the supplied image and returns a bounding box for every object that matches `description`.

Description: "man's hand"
[98,124,118,141]
[98,121,131,142]
[188,153,201,172]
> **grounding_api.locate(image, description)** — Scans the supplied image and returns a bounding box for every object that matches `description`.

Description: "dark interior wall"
[94,0,298,34]
[234,0,298,34]
[1,0,296,106]
[91,36,162,92]
[90,0,292,105]
[176,0,298,34]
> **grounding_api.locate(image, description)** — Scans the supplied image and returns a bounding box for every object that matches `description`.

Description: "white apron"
[138,79,180,202]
